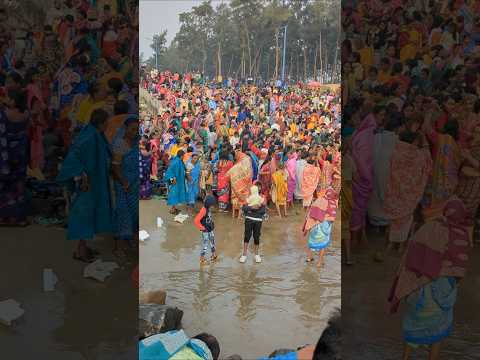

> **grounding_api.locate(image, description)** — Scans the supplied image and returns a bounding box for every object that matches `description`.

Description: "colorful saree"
[303,188,338,251]
[272,169,288,206]
[216,159,234,210]
[301,163,321,207]
[259,160,273,202]
[350,113,377,231]
[226,154,253,208]
[388,198,470,345]
[422,133,461,220]
[383,141,432,243]
[286,154,298,202]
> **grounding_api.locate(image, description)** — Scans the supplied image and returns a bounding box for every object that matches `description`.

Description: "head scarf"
[247,185,263,207]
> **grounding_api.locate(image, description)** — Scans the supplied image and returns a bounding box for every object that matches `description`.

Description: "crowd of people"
[0,0,139,262]
[342,0,480,359]
[139,68,341,267]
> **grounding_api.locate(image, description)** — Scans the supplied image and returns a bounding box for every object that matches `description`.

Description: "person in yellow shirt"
[290,121,297,135]
[272,162,288,218]
[377,58,392,84]
[76,82,108,125]
[400,30,421,63]
[170,139,184,158]
[358,39,374,71]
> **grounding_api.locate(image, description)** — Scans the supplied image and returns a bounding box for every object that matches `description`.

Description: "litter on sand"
[43,268,58,292]
[0,299,25,326]
[83,260,119,282]
[174,213,189,224]
[156,217,163,228]
[139,230,150,242]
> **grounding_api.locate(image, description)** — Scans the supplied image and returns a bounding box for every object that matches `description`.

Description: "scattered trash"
[156,217,163,228]
[83,260,119,282]
[174,213,189,224]
[43,268,58,292]
[0,299,25,326]
[139,230,150,242]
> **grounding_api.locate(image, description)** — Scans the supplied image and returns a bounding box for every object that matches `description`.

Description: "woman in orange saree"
[302,160,321,209]
[226,151,253,218]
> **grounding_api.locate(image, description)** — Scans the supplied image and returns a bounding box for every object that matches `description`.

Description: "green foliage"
[149,0,340,83]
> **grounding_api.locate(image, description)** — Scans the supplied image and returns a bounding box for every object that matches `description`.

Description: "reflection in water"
[140,200,341,358]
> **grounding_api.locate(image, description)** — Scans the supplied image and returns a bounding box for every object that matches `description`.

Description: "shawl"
[388,197,471,313]
[303,188,339,234]
[226,153,253,205]
[384,141,432,220]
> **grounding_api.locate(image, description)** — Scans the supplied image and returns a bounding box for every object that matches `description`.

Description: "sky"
[139,0,229,60]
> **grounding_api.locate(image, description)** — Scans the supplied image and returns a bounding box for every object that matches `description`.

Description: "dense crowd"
[0,0,139,262]
[140,68,341,266]
[342,0,480,358]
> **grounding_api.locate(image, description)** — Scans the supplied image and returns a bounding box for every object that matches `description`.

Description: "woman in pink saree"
[350,112,377,244]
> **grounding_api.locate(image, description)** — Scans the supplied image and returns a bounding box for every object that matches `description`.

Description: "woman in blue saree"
[186,153,201,214]
[139,138,153,200]
[164,149,187,214]
[111,116,139,256]
[56,109,113,263]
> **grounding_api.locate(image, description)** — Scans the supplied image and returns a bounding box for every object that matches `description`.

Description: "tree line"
[143,0,340,84]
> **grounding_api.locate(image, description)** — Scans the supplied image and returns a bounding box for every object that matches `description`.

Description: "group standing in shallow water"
[140,69,341,267]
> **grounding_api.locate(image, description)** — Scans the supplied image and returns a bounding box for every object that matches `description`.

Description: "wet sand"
[140,199,341,359]
[342,228,480,359]
[0,224,137,360]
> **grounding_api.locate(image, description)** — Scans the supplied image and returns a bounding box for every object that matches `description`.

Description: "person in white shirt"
[230,132,240,147]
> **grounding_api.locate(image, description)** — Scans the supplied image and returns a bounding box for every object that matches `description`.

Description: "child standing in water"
[240,185,266,263]
[194,195,218,265]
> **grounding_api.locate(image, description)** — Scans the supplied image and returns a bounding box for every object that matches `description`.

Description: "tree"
[159,0,340,83]
[148,31,168,70]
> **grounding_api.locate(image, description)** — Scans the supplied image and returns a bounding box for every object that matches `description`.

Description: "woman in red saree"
[258,153,274,205]
[150,135,160,180]
[215,150,234,212]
